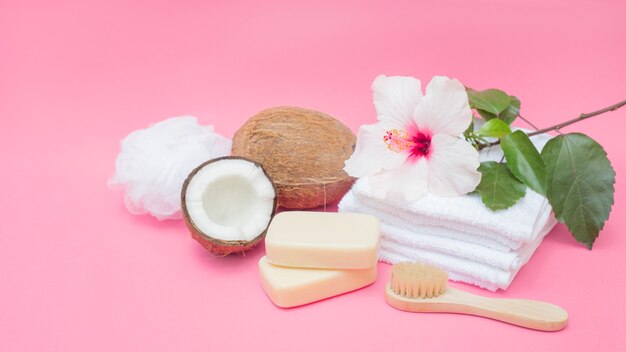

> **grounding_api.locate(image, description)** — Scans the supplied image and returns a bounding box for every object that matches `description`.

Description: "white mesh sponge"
[109,116,232,220]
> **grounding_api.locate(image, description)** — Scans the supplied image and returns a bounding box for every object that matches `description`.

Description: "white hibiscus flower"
[344,75,481,201]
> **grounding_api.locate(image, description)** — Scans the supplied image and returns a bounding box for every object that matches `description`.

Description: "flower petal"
[413,76,472,136]
[372,75,424,129]
[369,159,429,201]
[427,134,481,197]
[344,122,408,177]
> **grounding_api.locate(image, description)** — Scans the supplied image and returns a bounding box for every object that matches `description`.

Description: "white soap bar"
[265,211,380,269]
[258,256,377,308]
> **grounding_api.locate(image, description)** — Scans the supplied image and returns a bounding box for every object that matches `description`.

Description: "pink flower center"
[384,129,432,159]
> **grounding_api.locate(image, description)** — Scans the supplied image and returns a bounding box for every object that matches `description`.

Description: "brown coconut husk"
[231,106,356,209]
[180,156,278,255]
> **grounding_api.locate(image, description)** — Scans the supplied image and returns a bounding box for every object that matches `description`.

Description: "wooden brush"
[386,262,568,331]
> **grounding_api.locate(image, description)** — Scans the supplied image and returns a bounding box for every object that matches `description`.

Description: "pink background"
[2,0,626,350]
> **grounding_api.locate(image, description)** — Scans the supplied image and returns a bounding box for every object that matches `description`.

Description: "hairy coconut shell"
[180,156,278,255]
[232,106,356,209]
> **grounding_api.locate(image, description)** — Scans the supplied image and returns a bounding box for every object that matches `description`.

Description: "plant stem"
[517,114,540,130]
[477,99,626,150]
[527,99,626,136]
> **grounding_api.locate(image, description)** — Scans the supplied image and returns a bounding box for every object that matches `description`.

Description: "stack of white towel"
[338,134,557,291]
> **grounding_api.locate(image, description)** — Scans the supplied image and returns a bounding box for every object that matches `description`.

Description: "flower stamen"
[384,129,413,153]
[384,129,432,158]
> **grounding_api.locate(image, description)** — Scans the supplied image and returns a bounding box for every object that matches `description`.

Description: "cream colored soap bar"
[265,211,380,269]
[258,256,377,308]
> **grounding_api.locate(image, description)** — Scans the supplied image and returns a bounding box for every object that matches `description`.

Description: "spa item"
[259,256,377,308]
[265,211,380,269]
[385,262,568,331]
[339,190,556,291]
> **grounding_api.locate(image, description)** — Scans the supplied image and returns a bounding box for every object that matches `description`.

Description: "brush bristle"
[391,262,448,299]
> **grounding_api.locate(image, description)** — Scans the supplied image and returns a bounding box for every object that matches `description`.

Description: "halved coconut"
[181,156,277,255]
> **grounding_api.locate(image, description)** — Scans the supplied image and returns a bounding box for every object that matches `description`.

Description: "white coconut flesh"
[184,158,276,242]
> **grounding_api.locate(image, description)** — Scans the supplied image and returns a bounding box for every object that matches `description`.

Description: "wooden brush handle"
[385,284,568,331]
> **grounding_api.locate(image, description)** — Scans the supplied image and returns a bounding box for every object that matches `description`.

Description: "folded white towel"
[339,191,557,290]
[339,191,554,271]
[378,217,556,290]
[348,189,518,250]
[352,178,551,246]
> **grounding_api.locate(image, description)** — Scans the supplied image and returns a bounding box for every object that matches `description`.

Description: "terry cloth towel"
[351,179,551,248]
[339,191,555,272]
[339,192,557,290]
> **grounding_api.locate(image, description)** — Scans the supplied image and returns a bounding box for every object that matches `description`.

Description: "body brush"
[385,262,568,331]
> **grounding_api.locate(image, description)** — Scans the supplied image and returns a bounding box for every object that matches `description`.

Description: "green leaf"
[499,96,521,124]
[466,88,511,116]
[466,88,521,124]
[475,109,497,121]
[476,161,526,211]
[477,119,512,138]
[541,133,615,249]
[501,130,547,195]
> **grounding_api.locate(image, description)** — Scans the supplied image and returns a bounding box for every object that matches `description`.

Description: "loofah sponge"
[109,116,232,220]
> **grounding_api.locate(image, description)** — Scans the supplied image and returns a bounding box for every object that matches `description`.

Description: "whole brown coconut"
[232,106,356,209]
